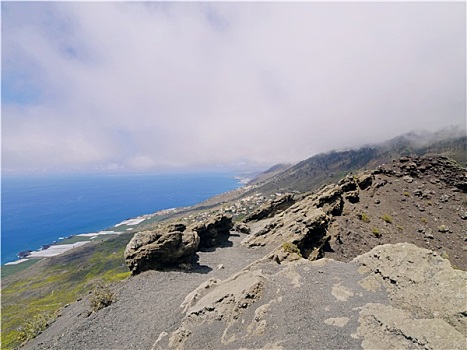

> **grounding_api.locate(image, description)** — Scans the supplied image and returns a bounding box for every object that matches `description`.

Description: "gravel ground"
[24,234,270,350]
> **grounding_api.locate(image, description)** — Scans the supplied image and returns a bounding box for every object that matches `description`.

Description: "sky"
[2,1,466,174]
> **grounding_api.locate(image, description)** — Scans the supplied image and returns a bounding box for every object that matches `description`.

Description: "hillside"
[248,133,466,195]
[13,154,466,350]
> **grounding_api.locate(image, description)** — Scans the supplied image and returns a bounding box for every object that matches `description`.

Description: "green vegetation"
[372,227,382,238]
[90,281,116,313]
[403,191,410,197]
[357,212,370,223]
[427,201,433,206]
[421,217,428,223]
[1,233,132,349]
[2,259,40,278]
[396,225,404,231]
[17,312,52,344]
[380,214,393,224]
[281,242,302,257]
[440,251,450,260]
[438,225,448,233]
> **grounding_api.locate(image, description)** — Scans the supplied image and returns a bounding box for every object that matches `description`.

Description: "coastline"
[2,173,244,267]
[3,208,182,267]
[4,180,274,268]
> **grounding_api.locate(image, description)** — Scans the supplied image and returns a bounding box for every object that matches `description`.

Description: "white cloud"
[2,2,465,174]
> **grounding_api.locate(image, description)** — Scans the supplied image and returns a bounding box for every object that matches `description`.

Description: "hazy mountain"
[249,129,466,195]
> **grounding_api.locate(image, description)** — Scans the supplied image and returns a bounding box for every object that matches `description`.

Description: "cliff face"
[23,155,466,350]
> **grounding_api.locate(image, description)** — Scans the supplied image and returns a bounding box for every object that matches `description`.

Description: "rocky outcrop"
[243,194,331,263]
[233,222,250,234]
[375,155,467,192]
[124,224,199,274]
[190,214,233,248]
[153,243,466,350]
[315,184,344,215]
[243,193,296,222]
[354,243,466,349]
[242,175,368,262]
[124,215,234,274]
[356,172,373,190]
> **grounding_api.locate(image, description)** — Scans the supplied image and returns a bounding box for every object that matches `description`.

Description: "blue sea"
[1,173,241,265]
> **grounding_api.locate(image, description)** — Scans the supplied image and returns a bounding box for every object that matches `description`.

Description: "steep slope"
[22,155,466,350]
[249,133,466,195]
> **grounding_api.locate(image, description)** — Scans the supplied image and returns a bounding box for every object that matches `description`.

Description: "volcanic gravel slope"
[23,155,466,350]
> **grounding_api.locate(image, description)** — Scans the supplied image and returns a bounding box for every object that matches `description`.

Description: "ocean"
[1,173,241,265]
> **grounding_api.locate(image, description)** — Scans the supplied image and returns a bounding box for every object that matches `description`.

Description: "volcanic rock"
[124,224,199,274]
[191,214,233,249]
[243,193,295,222]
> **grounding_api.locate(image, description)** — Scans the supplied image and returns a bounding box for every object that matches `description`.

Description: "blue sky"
[2,2,466,174]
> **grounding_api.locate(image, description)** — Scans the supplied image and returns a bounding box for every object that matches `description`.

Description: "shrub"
[440,251,450,260]
[403,191,410,197]
[357,212,370,223]
[89,281,116,313]
[372,227,382,238]
[17,313,51,343]
[396,225,404,231]
[281,242,302,257]
[437,225,449,233]
[380,214,393,224]
[421,217,427,223]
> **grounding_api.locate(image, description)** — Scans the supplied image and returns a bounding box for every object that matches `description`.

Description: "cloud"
[2,2,465,174]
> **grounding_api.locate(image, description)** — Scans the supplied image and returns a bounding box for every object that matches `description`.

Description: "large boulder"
[124,224,200,274]
[190,214,233,248]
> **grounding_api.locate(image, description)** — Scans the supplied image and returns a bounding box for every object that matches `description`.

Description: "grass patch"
[281,242,302,257]
[89,281,116,313]
[421,217,428,223]
[1,233,132,349]
[357,212,370,223]
[438,225,449,233]
[396,225,404,231]
[17,312,52,344]
[440,251,450,260]
[2,259,40,278]
[372,227,382,238]
[380,214,393,224]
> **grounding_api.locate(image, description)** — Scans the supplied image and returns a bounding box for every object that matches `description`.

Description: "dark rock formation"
[315,185,344,216]
[233,222,251,234]
[17,250,32,259]
[244,193,331,263]
[243,193,295,222]
[124,224,200,274]
[190,214,233,248]
[357,173,373,190]
[376,155,467,192]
